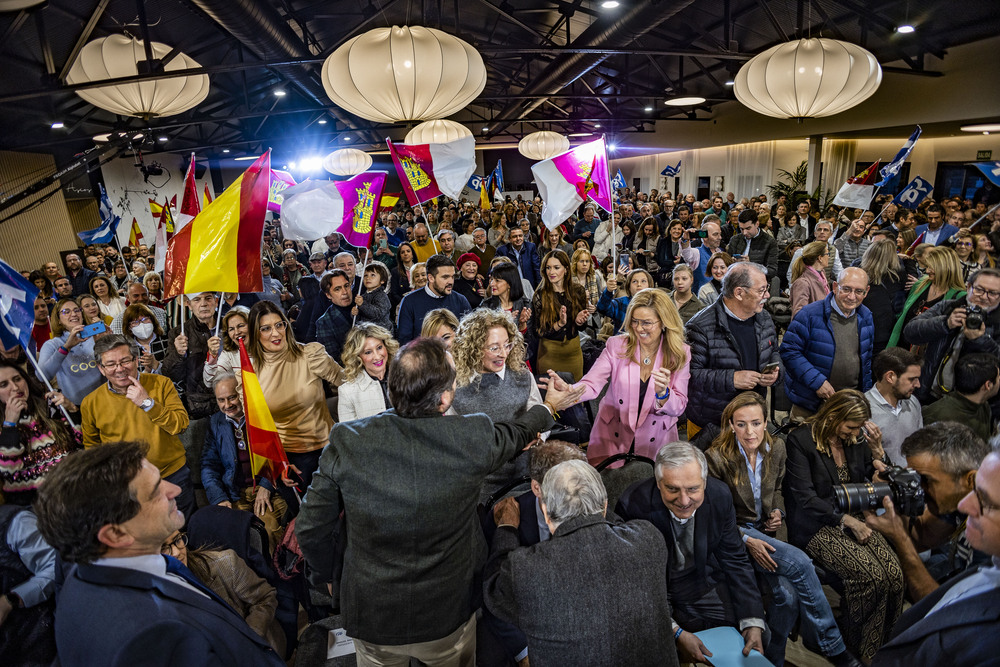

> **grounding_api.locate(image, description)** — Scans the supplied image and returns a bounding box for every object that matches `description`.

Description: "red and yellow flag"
[238,339,289,486]
[163,151,270,300]
[378,192,400,213]
[203,183,214,208]
[479,174,492,210]
[149,198,163,223]
[128,217,143,246]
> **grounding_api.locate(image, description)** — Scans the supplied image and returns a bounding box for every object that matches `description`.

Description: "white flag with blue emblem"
[661,161,681,177]
[0,258,40,352]
[891,176,933,209]
[612,169,627,190]
[876,126,921,187]
[78,183,121,245]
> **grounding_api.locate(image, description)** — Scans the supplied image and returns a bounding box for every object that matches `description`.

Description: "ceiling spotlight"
[724,80,735,86]
[274,90,286,97]
[644,106,653,111]
[343,135,351,141]
[594,123,602,128]
[568,132,593,137]
[961,123,1000,132]
[222,148,230,153]
[157,136,168,142]
[288,161,297,169]
[665,96,707,106]
[299,157,323,172]
[50,121,64,129]
[896,24,915,34]
[482,126,489,132]
[93,133,110,142]
[601,0,620,7]
[318,119,327,124]
[609,144,617,151]
[234,155,259,161]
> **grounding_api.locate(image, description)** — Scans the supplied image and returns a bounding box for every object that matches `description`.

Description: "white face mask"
[131,322,154,340]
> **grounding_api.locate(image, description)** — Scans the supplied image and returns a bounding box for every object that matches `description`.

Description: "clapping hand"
[556,305,568,329]
[574,309,589,326]
[652,367,671,402]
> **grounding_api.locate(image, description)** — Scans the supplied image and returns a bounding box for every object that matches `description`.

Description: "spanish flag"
[149,198,163,223]
[238,338,290,486]
[128,217,143,246]
[479,173,492,210]
[378,192,400,213]
[163,151,270,300]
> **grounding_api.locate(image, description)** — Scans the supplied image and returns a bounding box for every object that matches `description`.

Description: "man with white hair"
[484,459,678,667]
[616,442,766,664]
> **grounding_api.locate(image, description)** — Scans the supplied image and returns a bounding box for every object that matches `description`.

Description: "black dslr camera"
[965,304,984,330]
[834,465,926,517]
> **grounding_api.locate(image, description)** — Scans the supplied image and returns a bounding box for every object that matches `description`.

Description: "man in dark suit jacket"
[616,442,767,664]
[296,337,583,665]
[873,448,1000,667]
[33,441,283,667]
[496,226,542,287]
[914,204,960,247]
[484,459,679,667]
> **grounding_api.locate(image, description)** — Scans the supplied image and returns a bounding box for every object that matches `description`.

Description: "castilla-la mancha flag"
[387,135,476,205]
[531,136,613,229]
[238,339,290,487]
[279,171,387,249]
[163,151,270,300]
[832,160,881,209]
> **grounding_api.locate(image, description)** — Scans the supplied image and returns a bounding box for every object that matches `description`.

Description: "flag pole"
[603,134,617,274]
[214,293,225,337]
[970,202,1000,233]
[352,248,371,327]
[23,346,75,427]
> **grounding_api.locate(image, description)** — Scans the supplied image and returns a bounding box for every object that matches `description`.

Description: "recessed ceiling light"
[343,136,351,141]
[234,155,259,161]
[50,121,64,129]
[665,96,707,106]
[601,0,620,7]
[158,136,168,142]
[318,119,327,124]
[274,90,286,97]
[594,123,602,128]
[725,80,735,86]
[222,148,230,153]
[896,24,915,34]
[609,144,617,151]
[644,106,653,111]
[93,133,110,142]
[288,161,297,169]
[961,123,1000,132]
[568,132,593,137]
[482,126,489,131]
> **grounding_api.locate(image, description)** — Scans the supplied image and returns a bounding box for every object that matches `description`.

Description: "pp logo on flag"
[898,178,931,205]
[468,174,483,191]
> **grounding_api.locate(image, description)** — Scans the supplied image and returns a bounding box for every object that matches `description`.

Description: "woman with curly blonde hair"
[449,308,542,501]
[555,288,690,465]
[337,323,399,422]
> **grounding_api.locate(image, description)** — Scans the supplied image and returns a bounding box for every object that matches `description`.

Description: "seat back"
[597,455,655,515]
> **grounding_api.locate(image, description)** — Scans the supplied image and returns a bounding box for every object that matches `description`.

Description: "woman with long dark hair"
[483,261,531,333]
[528,250,590,381]
[0,358,81,504]
[389,242,417,309]
[246,301,342,491]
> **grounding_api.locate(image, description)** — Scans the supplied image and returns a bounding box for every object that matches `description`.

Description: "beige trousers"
[353,614,476,667]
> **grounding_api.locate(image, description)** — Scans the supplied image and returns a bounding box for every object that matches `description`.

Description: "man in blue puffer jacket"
[780,267,875,417]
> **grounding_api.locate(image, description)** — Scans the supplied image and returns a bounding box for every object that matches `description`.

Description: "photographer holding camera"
[904,267,1000,404]
[865,422,993,602]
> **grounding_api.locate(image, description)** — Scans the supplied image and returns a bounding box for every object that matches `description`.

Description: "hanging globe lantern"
[518,131,570,160]
[321,25,487,124]
[405,119,472,144]
[66,35,210,119]
[734,38,882,119]
[322,148,372,176]
[0,0,45,10]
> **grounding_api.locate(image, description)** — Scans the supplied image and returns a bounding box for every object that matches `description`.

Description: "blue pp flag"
[0,258,40,352]
[78,183,121,245]
[661,161,681,177]
[492,160,505,196]
[612,169,626,189]
[891,175,933,209]
[877,126,921,187]
[971,161,1000,188]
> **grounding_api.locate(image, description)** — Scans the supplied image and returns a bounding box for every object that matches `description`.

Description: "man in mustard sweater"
[81,335,193,519]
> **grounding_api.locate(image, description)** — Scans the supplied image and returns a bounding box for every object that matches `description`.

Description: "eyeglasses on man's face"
[971,285,1000,300]
[101,357,135,370]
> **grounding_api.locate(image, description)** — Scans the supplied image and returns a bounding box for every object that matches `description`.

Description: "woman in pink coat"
[558,287,690,465]
[789,241,831,318]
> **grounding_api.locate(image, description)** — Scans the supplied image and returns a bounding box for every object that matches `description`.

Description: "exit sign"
[978,150,993,160]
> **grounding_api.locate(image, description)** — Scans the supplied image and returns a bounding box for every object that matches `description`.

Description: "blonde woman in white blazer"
[337,323,399,423]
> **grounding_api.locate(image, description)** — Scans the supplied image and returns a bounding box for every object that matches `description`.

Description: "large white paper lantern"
[66,35,210,119]
[0,0,45,10]
[405,119,471,144]
[734,38,881,119]
[518,131,570,160]
[322,148,372,176]
[321,25,487,123]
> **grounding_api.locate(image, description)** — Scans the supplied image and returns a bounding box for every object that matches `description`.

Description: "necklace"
[642,356,651,365]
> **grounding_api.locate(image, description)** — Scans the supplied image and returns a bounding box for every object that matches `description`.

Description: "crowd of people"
[2,182,1000,666]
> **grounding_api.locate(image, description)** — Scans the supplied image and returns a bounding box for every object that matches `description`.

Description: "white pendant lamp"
[322,148,373,176]
[518,131,570,160]
[405,119,472,144]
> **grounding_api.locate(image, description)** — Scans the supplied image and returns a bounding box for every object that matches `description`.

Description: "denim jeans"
[743,526,846,665]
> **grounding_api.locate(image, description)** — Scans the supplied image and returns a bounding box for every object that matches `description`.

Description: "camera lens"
[834,482,892,514]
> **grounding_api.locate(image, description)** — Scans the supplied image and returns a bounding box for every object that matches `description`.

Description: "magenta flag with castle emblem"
[278,172,386,248]
[387,136,476,206]
[531,137,613,229]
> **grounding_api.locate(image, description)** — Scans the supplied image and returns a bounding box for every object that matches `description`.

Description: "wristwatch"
[140,398,154,411]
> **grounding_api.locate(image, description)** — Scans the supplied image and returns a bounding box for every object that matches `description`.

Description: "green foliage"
[767,160,835,211]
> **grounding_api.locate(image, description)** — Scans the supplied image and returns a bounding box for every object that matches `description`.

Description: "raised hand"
[125,376,150,408]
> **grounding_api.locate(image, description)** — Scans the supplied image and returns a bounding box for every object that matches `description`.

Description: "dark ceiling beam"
[58,0,111,82]
[0,11,29,55]
[754,0,789,42]
[316,0,406,57]
[34,10,55,76]
[470,0,556,46]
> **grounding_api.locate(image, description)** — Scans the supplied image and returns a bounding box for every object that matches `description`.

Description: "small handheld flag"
[877,126,922,187]
[78,184,121,245]
[971,161,1000,188]
[661,161,681,177]
[904,231,926,257]
[175,153,201,233]
[238,339,292,488]
[387,136,476,205]
[612,169,627,190]
[530,136,613,229]
[832,161,880,208]
[280,172,387,249]
[891,176,933,209]
[128,218,144,246]
[0,259,40,352]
